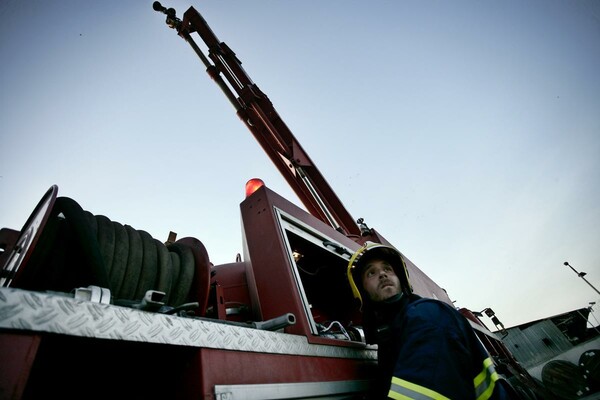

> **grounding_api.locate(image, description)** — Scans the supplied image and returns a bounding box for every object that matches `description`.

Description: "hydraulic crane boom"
[153,2,364,238]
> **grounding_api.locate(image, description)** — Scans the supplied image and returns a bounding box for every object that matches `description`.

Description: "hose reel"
[9,191,211,313]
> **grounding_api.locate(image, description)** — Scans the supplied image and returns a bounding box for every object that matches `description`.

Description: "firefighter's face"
[361,258,401,302]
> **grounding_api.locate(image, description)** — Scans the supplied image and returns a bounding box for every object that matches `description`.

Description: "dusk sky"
[1,1,599,329]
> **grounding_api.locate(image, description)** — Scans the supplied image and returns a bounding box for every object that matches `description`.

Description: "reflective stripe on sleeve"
[388,376,451,400]
[473,357,499,400]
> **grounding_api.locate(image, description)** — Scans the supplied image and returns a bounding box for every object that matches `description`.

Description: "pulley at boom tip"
[152,2,181,29]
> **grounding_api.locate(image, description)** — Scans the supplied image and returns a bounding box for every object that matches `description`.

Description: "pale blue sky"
[1,0,599,329]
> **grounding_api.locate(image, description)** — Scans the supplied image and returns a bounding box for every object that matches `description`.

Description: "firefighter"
[347,242,515,399]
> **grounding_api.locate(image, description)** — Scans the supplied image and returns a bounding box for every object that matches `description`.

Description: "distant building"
[498,307,600,399]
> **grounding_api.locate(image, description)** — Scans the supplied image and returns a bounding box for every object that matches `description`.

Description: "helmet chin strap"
[382,292,404,304]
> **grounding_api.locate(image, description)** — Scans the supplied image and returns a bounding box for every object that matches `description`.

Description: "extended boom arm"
[153,2,364,238]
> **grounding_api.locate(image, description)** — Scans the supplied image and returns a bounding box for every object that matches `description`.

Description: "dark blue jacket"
[365,294,513,399]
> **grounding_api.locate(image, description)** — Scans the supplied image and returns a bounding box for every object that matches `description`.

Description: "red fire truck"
[0,3,548,399]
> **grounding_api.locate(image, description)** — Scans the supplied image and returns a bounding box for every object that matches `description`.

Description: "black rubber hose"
[155,237,173,305]
[168,250,181,306]
[95,215,115,277]
[135,230,158,300]
[52,197,110,290]
[50,201,199,307]
[168,242,195,307]
[120,224,143,299]
[84,211,98,237]
[109,220,129,296]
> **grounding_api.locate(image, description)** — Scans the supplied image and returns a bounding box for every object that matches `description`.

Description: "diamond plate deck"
[0,287,376,360]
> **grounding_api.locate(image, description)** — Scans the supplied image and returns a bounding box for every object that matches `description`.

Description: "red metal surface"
[240,185,361,337]
[210,261,252,322]
[0,332,41,400]
[196,348,377,398]
[3,329,375,399]
[12,333,199,399]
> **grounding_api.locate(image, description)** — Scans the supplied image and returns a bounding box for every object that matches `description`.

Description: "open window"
[277,210,365,343]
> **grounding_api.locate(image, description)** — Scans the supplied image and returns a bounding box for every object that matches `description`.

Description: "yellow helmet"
[347,241,412,309]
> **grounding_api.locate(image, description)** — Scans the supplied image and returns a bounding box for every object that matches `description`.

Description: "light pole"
[564,261,600,296]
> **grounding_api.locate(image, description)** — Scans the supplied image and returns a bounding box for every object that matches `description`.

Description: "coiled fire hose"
[21,196,197,308]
